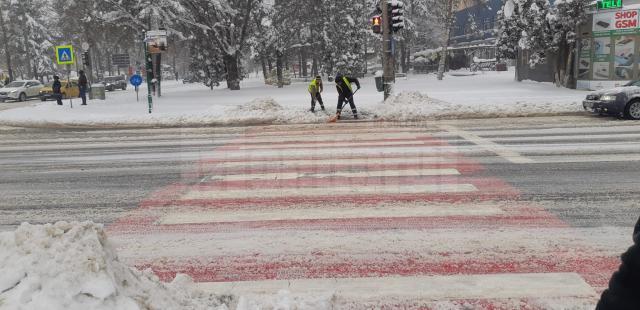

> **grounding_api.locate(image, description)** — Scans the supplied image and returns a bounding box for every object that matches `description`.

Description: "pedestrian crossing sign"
[55,45,75,65]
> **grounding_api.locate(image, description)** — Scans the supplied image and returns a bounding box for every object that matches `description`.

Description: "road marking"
[197,273,595,300]
[490,132,640,142]
[531,154,640,163]
[203,146,489,159]
[207,156,466,169]
[157,202,502,224]
[469,124,640,137]
[183,184,478,200]
[439,125,534,164]
[229,132,428,144]
[232,140,434,150]
[207,168,460,182]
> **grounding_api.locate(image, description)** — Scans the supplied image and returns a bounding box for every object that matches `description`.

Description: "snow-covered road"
[2,115,639,308]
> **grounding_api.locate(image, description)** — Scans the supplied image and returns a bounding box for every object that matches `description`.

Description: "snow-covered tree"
[320,0,366,76]
[1,0,54,80]
[548,0,589,87]
[182,0,261,90]
[497,0,588,86]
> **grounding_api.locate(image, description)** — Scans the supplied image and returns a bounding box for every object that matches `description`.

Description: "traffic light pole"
[381,0,394,100]
[143,31,153,114]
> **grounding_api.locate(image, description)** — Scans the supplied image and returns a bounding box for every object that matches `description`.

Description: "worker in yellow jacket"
[308,75,325,112]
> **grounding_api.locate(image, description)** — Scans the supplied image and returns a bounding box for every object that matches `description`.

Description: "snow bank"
[374,89,582,121]
[0,221,336,310]
[0,73,587,128]
[0,222,230,310]
[223,97,328,126]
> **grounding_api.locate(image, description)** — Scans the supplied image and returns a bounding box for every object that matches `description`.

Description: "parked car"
[0,80,44,102]
[40,79,80,101]
[182,76,199,84]
[583,80,640,120]
[101,75,127,91]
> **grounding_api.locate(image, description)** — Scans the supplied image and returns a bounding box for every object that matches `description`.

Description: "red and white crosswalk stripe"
[108,123,619,308]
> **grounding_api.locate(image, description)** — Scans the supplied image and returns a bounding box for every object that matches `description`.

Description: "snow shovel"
[328,89,359,123]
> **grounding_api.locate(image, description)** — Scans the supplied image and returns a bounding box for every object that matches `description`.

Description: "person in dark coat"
[52,76,63,106]
[78,70,88,105]
[334,73,360,120]
[596,216,640,310]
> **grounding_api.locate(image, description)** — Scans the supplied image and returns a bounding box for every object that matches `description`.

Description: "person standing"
[596,216,640,309]
[52,76,63,106]
[308,75,325,112]
[334,73,361,120]
[78,70,88,105]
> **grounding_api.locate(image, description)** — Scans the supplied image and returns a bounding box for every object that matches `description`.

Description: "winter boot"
[352,109,359,119]
[336,109,342,120]
[320,104,325,111]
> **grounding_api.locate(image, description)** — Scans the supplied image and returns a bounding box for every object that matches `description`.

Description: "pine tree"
[2,0,54,80]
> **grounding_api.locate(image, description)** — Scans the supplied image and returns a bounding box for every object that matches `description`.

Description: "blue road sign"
[55,45,75,65]
[129,74,143,87]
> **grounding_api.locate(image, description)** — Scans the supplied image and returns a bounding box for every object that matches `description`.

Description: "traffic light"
[389,0,405,32]
[82,51,91,67]
[371,15,382,34]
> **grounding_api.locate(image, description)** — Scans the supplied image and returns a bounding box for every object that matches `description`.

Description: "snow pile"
[0,222,230,310]
[373,87,582,121]
[223,97,328,125]
[0,73,587,128]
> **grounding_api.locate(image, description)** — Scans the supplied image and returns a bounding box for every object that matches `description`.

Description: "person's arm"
[350,77,361,90]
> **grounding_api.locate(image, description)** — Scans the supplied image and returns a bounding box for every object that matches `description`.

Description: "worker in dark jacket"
[78,70,88,105]
[596,216,640,310]
[334,73,360,120]
[52,76,63,106]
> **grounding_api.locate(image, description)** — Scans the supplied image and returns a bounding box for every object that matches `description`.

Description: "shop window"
[593,36,612,80]
[613,35,634,80]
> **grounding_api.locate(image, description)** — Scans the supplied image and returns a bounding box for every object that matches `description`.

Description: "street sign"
[598,0,622,9]
[55,45,75,65]
[81,42,90,51]
[129,74,143,87]
[145,30,168,54]
[130,74,142,102]
[112,54,130,67]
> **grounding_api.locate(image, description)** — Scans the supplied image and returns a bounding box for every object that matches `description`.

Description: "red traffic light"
[372,15,382,34]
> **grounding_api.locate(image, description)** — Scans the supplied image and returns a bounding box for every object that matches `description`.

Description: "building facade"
[449,0,502,69]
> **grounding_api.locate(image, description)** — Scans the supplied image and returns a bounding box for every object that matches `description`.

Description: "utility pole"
[143,30,153,114]
[381,0,394,100]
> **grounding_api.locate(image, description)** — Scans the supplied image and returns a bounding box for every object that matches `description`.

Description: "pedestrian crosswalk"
[104,119,640,308]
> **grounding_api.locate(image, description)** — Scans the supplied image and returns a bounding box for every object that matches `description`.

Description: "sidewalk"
[0,70,588,128]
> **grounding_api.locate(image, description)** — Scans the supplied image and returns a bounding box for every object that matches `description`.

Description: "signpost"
[142,31,153,114]
[112,54,131,67]
[55,45,75,108]
[129,74,143,102]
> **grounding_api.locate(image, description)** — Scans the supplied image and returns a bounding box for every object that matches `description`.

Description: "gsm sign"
[615,10,638,29]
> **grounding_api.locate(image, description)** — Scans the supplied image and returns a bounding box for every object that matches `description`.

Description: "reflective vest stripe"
[343,77,352,92]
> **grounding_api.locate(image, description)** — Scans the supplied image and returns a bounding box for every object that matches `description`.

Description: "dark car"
[182,76,199,84]
[583,80,640,120]
[101,76,127,91]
